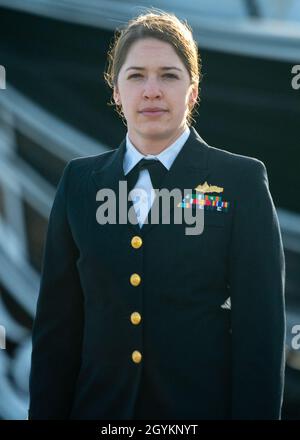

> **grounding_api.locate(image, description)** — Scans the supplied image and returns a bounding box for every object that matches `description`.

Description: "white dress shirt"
[123,127,190,227]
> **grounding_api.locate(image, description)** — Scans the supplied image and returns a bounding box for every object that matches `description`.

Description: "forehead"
[122,38,184,68]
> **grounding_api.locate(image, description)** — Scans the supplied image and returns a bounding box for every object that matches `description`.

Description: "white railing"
[0,85,107,419]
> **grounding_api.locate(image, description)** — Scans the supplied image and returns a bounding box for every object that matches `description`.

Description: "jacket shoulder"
[61,149,116,182]
[68,149,117,174]
[205,142,267,184]
[55,149,117,199]
[209,143,266,173]
[191,127,266,178]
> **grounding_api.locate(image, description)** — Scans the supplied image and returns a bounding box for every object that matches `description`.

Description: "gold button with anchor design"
[130,312,142,325]
[131,236,143,249]
[130,273,141,287]
[132,350,142,364]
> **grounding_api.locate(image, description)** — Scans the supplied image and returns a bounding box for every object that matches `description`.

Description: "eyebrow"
[125,66,183,72]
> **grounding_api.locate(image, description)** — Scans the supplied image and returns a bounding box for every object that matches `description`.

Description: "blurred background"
[0,0,300,420]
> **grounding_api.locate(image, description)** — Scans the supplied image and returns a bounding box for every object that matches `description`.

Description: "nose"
[142,77,162,99]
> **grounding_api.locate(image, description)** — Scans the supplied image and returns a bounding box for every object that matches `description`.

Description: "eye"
[128,73,143,79]
[162,73,179,79]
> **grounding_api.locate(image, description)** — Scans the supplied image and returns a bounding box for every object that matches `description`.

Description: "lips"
[139,108,168,116]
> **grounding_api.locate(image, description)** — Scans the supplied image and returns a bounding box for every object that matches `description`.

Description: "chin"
[139,123,174,139]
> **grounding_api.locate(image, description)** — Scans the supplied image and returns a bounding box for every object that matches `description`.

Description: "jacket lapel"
[91,139,141,235]
[141,127,211,235]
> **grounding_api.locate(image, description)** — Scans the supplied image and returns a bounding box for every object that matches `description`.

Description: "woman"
[29,10,285,420]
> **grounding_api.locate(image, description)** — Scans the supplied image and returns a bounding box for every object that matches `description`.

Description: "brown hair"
[104,10,202,125]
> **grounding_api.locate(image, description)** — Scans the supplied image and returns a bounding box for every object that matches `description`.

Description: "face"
[113,38,198,149]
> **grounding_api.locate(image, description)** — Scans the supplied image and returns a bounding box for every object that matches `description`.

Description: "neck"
[128,125,188,155]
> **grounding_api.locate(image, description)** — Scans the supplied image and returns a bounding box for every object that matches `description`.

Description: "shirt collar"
[123,126,190,176]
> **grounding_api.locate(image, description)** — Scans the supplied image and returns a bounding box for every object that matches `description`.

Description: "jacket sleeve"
[229,160,286,419]
[29,160,84,419]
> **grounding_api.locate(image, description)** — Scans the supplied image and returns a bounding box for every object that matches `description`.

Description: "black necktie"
[127,158,167,193]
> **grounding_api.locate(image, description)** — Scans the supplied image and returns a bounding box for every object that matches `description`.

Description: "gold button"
[130,312,142,325]
[131,236,143,249]
[130,273,141,287]
[132,350,142,364]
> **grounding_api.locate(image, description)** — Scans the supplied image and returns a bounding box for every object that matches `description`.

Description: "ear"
[113,86,121,105]
[189,84,198,108]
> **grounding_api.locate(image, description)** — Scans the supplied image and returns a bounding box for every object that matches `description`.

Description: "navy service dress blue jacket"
[29,127,285,419]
